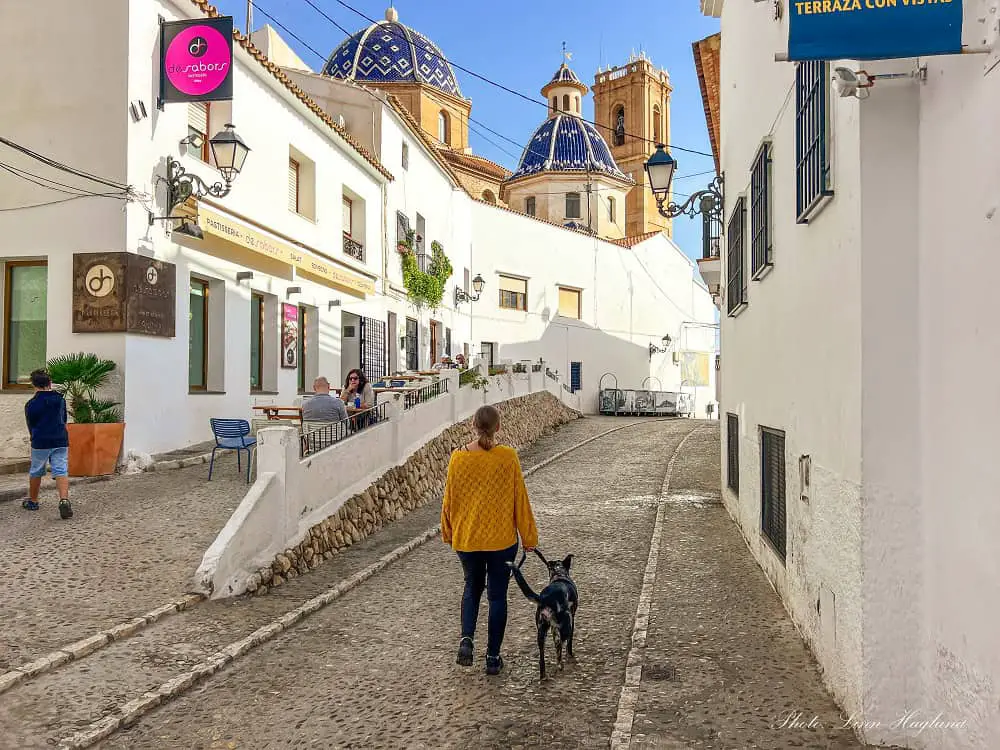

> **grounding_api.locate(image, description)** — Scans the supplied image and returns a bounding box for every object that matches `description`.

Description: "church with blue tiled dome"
[322,8,461,97]
[502,61,633,240]
[509,114,630,182]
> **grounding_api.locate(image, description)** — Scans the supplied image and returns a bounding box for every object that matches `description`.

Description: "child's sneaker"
[58,500,73,520]
[22,499,39,511]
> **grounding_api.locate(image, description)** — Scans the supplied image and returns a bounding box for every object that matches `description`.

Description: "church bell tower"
[592,53,673,239]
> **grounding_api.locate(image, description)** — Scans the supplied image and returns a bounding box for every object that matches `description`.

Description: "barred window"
[726,413,739,494]
[795,60,833,222]
[726,196,747,316]
[750,143,773,278]
[395,211,410,246]
[761,426,787,560]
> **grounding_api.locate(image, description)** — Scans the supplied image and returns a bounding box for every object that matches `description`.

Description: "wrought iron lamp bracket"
[454,286,481,307]
[656,174,725,221]
[166,156,231,216]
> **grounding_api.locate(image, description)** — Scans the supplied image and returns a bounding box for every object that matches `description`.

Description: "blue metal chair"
[208,418,257,483]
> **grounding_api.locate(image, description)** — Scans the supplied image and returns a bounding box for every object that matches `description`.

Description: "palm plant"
[46,353,123,423]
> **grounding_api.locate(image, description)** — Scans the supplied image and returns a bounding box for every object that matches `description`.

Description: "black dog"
[508,548,578,680]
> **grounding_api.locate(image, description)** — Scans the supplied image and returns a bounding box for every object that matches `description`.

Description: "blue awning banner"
[787,0,964,61]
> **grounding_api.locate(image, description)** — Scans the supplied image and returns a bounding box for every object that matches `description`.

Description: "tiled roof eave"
[504,167,634,188]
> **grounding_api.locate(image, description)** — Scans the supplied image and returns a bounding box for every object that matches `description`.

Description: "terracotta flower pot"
[67,422,125,477]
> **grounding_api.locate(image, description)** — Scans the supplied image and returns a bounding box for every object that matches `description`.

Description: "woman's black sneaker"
[485,655,504,676]
[456,637,474,666]
[58,500,73,520]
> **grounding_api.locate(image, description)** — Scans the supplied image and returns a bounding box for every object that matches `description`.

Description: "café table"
[252,405,303,422]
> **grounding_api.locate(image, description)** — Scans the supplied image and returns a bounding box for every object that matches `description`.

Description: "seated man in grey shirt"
[302,377,348,422]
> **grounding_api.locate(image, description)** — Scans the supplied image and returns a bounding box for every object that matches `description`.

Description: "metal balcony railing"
[300,402,388,457]
[343,233,364,262]
[403,378,449,409]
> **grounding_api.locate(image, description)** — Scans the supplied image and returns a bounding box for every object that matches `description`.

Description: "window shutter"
[498,275,527,295]
[558,287,580,319]
[570,362,582,393]
[288,159,299,213]
[188,103,208,134]
[396,211,410,243]
[342,197,352,235]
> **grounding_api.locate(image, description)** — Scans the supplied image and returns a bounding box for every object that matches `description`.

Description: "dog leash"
[514,547,549,570]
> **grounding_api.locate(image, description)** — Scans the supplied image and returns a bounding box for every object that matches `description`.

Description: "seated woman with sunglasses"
[339,368,375,410]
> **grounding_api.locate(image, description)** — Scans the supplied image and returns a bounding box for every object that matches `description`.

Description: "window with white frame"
[288,147,316,220]
[557,286,581,319]
[498,274,527,311]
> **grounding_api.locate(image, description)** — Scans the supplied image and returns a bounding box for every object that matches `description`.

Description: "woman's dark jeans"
[457,542,519,657]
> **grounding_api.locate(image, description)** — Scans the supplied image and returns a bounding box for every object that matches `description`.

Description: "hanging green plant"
[398,232,454,310]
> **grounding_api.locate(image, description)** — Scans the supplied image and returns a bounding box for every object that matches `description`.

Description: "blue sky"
[213,0,720,260]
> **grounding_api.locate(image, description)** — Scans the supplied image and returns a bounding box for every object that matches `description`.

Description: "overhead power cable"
[0,136,130,191]
[251,1,710,188]
[302,0,715,157]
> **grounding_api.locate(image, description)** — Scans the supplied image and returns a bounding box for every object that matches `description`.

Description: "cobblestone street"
[0,416,869,750]
[0,456,248,671]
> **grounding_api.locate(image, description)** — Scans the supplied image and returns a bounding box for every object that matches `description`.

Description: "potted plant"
[47,353,124,477]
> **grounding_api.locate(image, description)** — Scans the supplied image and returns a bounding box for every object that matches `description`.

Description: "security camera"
[832,67,859,98]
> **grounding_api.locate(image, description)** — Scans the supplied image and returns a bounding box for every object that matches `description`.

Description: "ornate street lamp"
[165,123,251,216]
[648,334,672,360]
[644,144,723,221]
[455,274,485,307]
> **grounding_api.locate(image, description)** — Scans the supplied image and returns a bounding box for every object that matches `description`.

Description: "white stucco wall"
[716,0,865,723]
[717,2,1000,747]
[107,0,395,455]
[470,202,717,416]
[913,52,1000,750]
[0,0,133,447]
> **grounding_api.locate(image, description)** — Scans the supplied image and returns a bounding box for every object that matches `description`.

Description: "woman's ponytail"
[473,405,500,451]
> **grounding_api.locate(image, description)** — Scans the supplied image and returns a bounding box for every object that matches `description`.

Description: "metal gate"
[405,317,419,371]
[359,316,386,383]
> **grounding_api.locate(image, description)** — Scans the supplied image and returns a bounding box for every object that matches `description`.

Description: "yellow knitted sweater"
[440,444,539,552]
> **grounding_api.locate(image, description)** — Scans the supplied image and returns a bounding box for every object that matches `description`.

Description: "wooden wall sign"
[73,253,176,337]
[125,256,175,337]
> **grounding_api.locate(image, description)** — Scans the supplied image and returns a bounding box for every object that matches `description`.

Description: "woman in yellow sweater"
[441,404,539,676]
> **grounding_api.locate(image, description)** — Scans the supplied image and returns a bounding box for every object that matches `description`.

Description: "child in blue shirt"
[23,369,73,519]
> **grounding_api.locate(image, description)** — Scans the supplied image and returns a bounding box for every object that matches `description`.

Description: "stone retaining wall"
[244,392,579,595]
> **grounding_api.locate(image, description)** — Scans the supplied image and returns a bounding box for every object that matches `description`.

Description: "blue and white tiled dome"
[549,62,583,86]
[322,8,461,97]
[509,114,630,182]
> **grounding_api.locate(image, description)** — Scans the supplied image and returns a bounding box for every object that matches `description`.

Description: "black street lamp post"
[455,273,485,307]
[644,144,723,222]
[166,123,251,216]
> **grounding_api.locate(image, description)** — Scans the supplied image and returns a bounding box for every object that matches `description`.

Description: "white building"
[703,0,1000,747]
[0,0,717,460]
